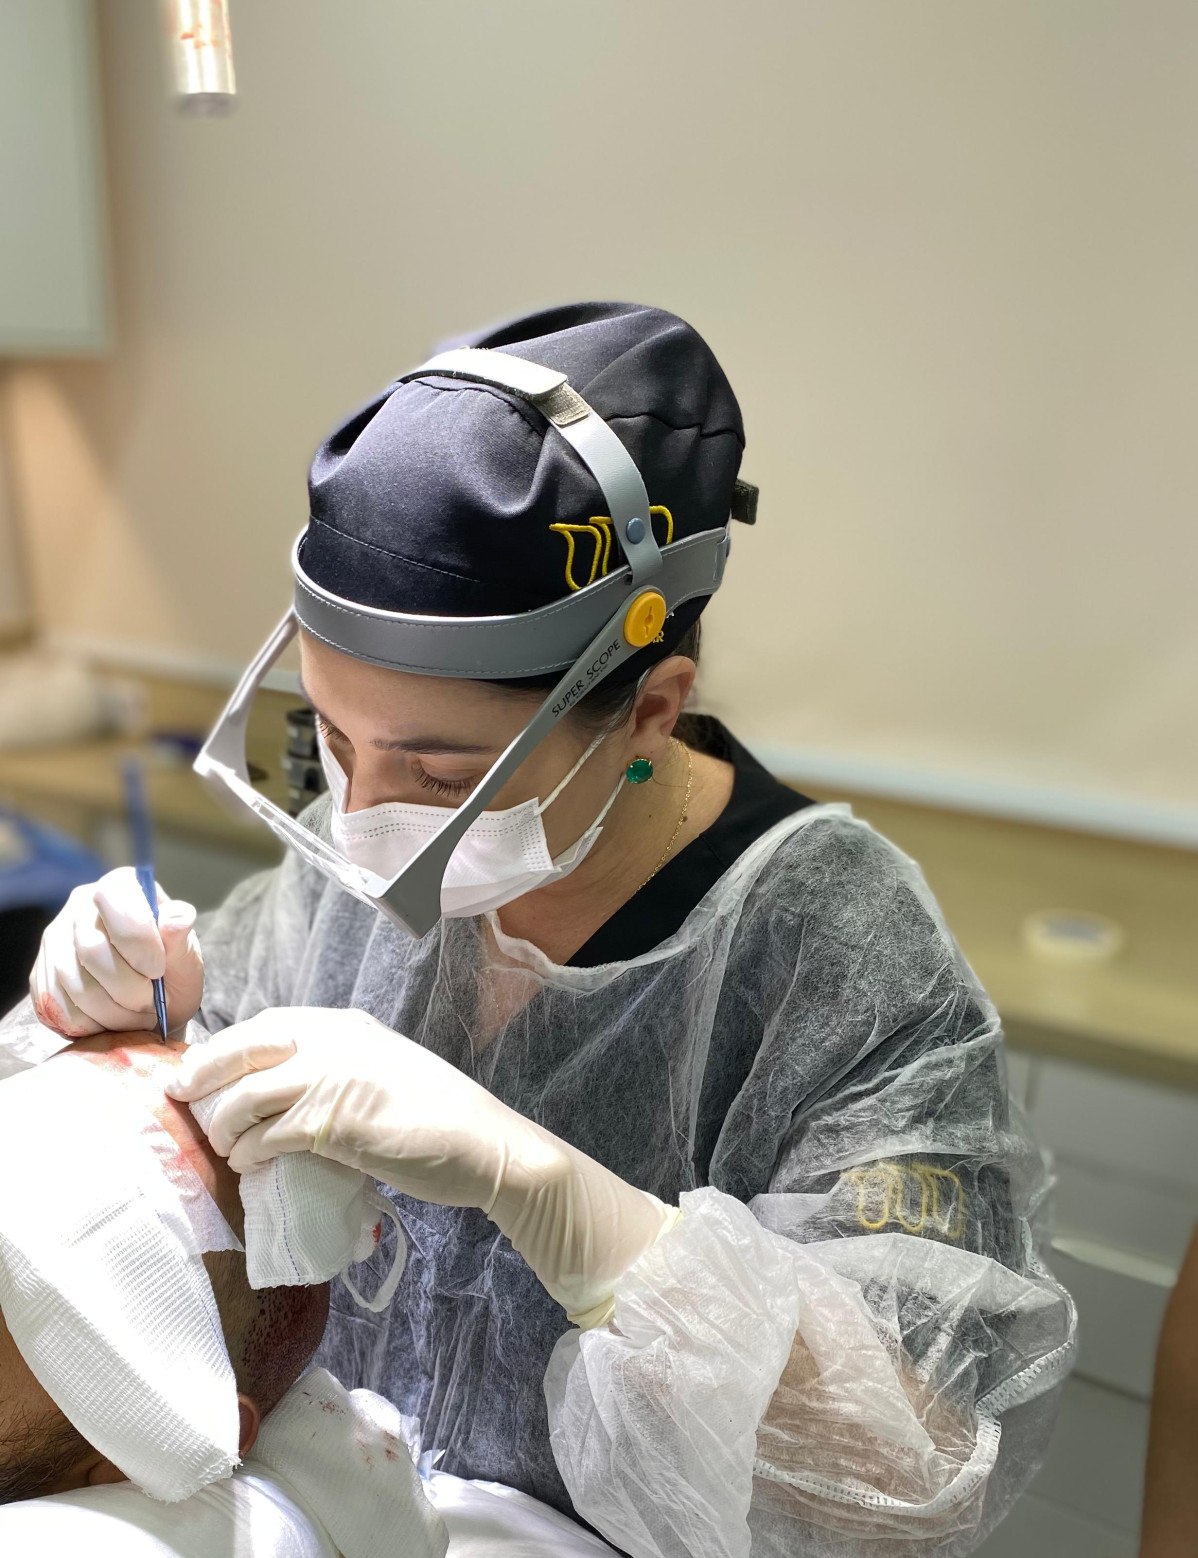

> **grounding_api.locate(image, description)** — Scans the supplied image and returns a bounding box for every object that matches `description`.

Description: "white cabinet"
[983,1049,1198,1553]
[1050,1248,1170,1400]
[1030,1377,1150,1535]
[978,1378,1149,1556]
[1031,1057,1198,1193]
[0,0,107,353]
[978,1489,1136,1558]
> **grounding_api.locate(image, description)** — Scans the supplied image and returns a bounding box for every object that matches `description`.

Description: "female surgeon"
[20,303,1075,1556]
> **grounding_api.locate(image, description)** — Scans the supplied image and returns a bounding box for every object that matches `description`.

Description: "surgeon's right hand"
[30,868,204,1038]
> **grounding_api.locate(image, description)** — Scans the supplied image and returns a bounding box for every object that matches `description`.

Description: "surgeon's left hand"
[166,1007,678,1327]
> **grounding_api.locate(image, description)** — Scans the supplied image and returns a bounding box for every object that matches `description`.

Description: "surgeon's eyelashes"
[413,769,475,799]
[316,715,481,801]
[313,714,348,748]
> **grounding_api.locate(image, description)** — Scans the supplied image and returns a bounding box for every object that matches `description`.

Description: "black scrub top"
[569,716,815,967]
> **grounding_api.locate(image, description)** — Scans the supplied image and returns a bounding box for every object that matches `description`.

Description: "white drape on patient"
[0,1059,243,1500]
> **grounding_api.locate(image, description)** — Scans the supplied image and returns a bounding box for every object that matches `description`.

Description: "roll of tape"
[1022,908,1126,964]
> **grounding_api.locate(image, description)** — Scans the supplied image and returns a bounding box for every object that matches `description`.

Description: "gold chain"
[635,740,694,894]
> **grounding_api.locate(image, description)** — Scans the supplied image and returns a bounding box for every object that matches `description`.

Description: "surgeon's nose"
[343,753,401,812]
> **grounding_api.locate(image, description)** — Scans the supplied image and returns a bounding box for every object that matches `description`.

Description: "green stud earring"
[626,756,654,785]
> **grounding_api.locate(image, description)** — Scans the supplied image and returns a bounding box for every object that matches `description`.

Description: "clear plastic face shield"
[195,349,738,938]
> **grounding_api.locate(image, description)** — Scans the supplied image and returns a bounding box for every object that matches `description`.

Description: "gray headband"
[293,527,729,678]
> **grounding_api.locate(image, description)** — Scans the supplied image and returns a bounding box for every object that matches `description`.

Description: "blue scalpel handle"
[123,761,169,1041]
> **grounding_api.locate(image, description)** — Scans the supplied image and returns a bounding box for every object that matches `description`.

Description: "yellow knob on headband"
[623,589,667,648]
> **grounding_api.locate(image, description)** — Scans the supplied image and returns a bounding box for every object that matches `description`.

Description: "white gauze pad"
[0,1058,243,1501]
[188,1074,405,1314]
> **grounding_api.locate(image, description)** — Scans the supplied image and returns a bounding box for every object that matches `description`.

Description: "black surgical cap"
[301,301,749,678]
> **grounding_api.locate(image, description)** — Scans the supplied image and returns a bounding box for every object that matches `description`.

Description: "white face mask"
[318,728,623,918]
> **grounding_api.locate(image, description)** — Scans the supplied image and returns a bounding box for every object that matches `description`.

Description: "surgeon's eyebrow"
[299,680,498,755]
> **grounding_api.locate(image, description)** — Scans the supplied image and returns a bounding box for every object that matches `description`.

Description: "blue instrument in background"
[0,810,105,1016]
[122,760,169,1041]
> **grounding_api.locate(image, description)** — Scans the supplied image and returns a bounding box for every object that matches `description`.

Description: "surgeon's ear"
[237,1393,262,1458]
[627,656,697,758]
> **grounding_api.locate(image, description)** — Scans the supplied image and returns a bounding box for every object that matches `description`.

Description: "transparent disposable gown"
[1,801,1075,1556]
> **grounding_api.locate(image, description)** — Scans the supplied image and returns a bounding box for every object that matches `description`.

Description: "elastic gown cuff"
[568,1203,685,1331]
[545,1188,801,1558]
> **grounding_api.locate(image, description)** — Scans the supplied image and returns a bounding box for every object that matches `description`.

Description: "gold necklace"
[636,741,694,893]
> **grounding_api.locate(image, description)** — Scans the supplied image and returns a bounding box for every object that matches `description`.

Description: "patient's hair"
[0,1255,327,1505]
[204,1250,329,1420]
[0,1407,94,1503]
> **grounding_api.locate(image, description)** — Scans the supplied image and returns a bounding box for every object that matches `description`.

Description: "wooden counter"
[0,737,284,857]
[0,674,295,858]
[823,790,1198,1091]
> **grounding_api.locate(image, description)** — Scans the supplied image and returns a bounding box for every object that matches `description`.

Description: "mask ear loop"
[533,667,656,819]
[533,730,606,816]
[341,1186,407,1314]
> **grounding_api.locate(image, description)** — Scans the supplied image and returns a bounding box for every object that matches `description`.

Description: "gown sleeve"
[0,991,71,1075]
[192,860,299,1034]
[544,817,1076,1558]
[193,798,334,1034]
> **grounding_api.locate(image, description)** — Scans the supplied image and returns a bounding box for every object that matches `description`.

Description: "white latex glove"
[30,868,204,1039]
[166,1007,679,1327]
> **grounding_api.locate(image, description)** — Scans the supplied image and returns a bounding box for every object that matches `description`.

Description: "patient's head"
[0,1033,329,1503]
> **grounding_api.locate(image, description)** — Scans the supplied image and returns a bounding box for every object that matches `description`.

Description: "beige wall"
[5,1,1196,834]
[0,384,27,634]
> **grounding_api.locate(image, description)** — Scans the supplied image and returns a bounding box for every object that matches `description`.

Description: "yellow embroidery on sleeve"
[847,1162,965,1240]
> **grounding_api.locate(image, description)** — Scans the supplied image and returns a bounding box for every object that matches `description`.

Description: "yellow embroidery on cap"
[846,1162,965,1240]
[548,522,611,592]
[550,506,675,591]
